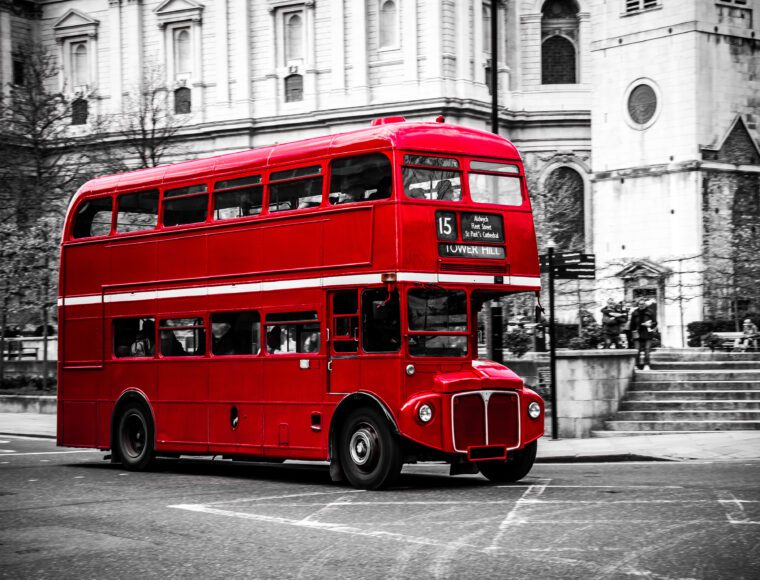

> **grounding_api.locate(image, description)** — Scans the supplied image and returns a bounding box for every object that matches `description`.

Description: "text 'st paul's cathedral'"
[2,0,759,346]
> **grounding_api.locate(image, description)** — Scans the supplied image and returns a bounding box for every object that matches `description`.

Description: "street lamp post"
[547,240,559,440]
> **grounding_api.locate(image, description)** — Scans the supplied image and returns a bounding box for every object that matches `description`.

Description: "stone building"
[1,0,758,346]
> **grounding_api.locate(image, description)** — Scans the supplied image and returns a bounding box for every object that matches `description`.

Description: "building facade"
[1,0,758,346]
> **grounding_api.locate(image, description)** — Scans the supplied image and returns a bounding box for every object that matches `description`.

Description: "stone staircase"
[593,350,760,436]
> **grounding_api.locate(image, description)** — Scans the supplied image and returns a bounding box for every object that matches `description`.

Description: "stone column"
[122,0,143,95]
[230,0,250,115]
[348,0,368,104]
[402,0,418,85]
[421,0,442,87]
[108,0,123,111]
[215,0,230,105]
[330,0,345,93]
[303,1,317,111]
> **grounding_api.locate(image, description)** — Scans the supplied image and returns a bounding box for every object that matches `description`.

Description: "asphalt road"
[0,436,758,580]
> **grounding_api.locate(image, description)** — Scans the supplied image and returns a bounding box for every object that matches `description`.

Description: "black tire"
[338,407,403,490]
[477,441,538,483]
[115,402,155,471]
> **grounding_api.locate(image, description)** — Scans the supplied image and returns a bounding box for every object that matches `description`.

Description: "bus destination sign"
[439,243,505,260]
[461,213,504,242]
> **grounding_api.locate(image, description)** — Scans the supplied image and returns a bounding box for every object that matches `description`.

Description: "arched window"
[541,36,576,84]
[284,74,303,102]
[543,166,585,251]
[71,98,88,125]
[174,28,191,75]
[285,13,304,62]
[71,42,88,87]
[541,0,579,85]
[379,0,398,49]
[174,87,191,114]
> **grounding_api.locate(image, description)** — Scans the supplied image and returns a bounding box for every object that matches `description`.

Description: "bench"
[711,331,756,351]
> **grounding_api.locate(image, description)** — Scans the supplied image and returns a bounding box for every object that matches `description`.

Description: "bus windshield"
[407,288,468,357]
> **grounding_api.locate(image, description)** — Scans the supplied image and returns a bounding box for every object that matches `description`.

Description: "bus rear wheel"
[477,441,537,483]
[339,407,402,490]
[115,402,155,471]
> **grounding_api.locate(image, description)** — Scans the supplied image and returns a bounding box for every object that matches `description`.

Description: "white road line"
[717,491,760,525]
[485,478,551,552]
[0,440,10,444]
[299,495,355,524]
[205,489,364,507]
[0,450,15,454]
[497,485,684,489]
[0,450,99,457]
[168,503,486,552]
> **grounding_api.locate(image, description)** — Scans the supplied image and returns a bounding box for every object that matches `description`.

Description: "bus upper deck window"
[214,175,263,220]
[116,190,159,233]
[72,197,112,239]
[329,153,392,205]
[163,184,208,227]
[468,161,523,206]
[402,155,462,202]
[269,166,323,213]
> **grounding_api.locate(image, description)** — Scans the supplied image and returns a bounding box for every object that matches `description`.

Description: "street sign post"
[540,250,597,439]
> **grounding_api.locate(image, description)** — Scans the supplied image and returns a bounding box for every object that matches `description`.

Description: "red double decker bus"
[58,118,544,489]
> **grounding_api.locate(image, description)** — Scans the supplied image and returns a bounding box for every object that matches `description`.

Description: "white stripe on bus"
[58,272,541,307]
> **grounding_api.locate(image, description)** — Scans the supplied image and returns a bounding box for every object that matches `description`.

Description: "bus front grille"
[452,391,520,453]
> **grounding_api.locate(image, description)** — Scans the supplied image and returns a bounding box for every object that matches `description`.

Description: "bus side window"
[113,317,155,358]
[163,184,208,226]
[362,288,400,353]
[268,166,323,213]
[159,317,205,357]
[329,153,392,205]
[210,311,260,356]
[265,311,320,354]
[72,197,112,239]
[332,291,359,353]
[116,190,159,233]
[213,175,263,220]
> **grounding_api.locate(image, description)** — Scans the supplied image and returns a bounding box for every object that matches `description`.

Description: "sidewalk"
[2,412,760,462]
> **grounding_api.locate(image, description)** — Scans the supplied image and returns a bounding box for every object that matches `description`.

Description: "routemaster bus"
[58,117,544,489]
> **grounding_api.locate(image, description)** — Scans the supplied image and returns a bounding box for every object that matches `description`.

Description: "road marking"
[205,489,364,506]
[0,450,99,457]
[299,495,355,524]
[27,479,38,482]
[0,450,16,454]
[485,478,551,552]
[717,491,760,525]
[74,476,85,479]
[498,485,684,489]
[0,439,10,444]
[169,503,487,552]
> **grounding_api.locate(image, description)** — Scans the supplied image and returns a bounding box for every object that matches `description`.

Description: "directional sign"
[539,252,596,279]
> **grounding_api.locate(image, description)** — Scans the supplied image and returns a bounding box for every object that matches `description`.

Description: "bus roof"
[74,121,521,201]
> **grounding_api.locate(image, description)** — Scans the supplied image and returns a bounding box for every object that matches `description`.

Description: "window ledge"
[620,5,663,17]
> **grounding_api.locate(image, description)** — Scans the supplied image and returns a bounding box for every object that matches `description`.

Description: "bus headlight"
[418,404,433,423]
[528,402,541,420]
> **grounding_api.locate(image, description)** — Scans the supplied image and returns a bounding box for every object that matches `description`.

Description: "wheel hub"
[349,428,375,467]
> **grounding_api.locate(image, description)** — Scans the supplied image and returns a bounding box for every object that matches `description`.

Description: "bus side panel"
[155,360,209,452]
[109,239,157,287]
[506,212,540,279]
[63,244,107,296]
[206,228,263,277]
[323,208,374,269]
[156,233,208,282]
[59,368,100,447]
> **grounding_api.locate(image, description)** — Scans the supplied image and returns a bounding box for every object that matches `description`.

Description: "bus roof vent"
[371,116,406,126]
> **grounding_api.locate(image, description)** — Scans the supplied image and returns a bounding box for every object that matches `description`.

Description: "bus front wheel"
[477,441,538,483]
[115,402,155,471]
[339,407,402,490]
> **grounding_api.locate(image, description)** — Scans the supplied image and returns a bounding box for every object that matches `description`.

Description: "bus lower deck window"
[159,318,205,357]
[362,288,400,352]
[210,311,260,355]
[265,311,320,354]
[113,317,155,358]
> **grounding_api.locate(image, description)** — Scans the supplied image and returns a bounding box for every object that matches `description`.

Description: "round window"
[627,84,657,126]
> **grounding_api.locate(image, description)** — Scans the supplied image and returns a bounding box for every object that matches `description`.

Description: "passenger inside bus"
[211,317,236,356]
[130,319,155,357]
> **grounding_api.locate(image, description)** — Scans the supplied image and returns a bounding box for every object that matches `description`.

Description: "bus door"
[261,310,324,457]
[327,290,362,393]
